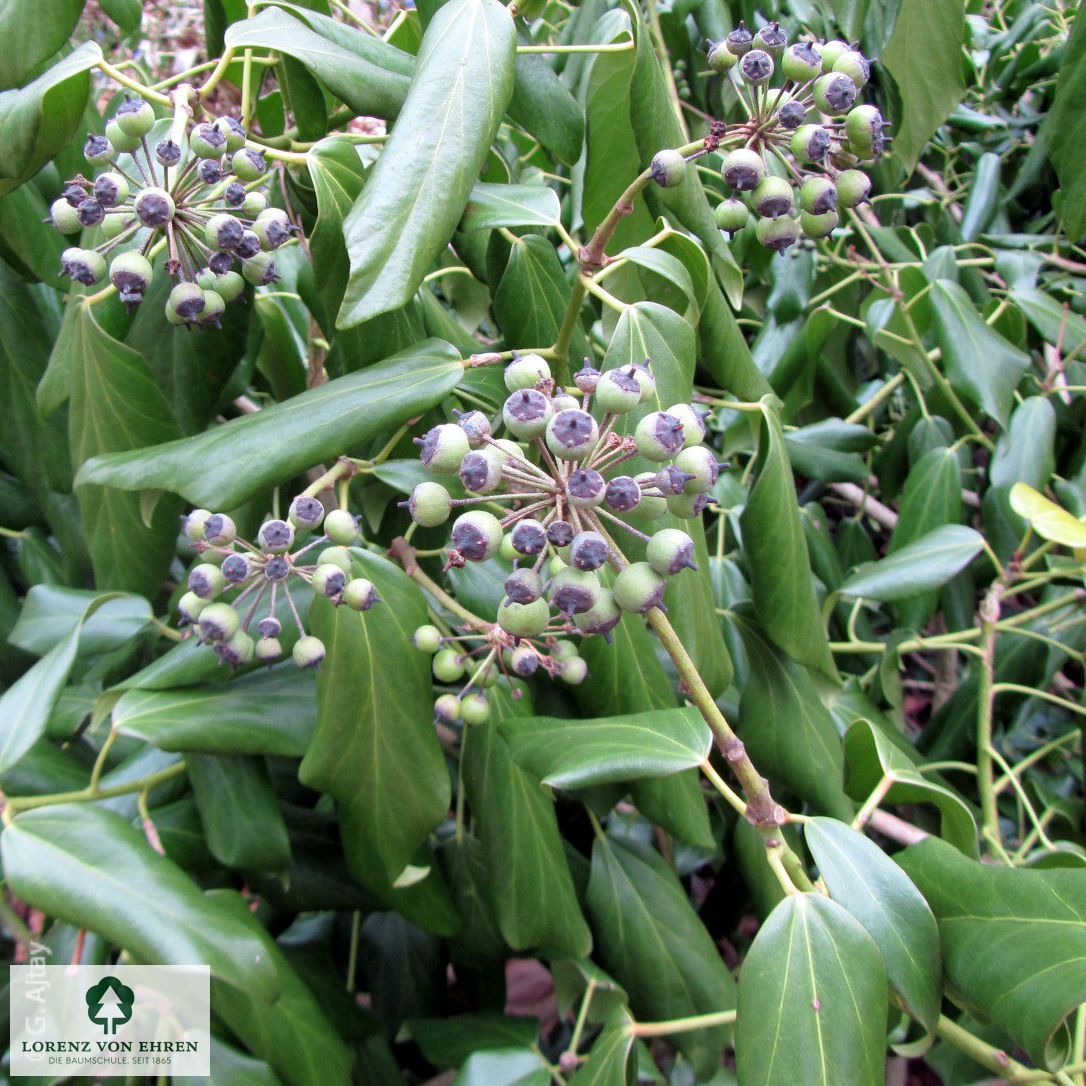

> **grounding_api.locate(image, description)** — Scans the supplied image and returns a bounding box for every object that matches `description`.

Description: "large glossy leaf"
[62,301,184,595]
[463,718,592,958]
[186,754,291,870]
[805,817,941,1031]
[735,892,887,1086]
[843,719,977,854]
[586,836,735,1077]
[2,804,280,998]
[501,706,710,789]
[734,615,851,820]
[739,403,835,679]
[0,0,84,89]
[225,7,412,119]
[300,551,449,887]
[1046,6,1086,239]
[601,302,693,407]
[838,525,984,602]
[1009,483,1086,548]
[569,1008,635,1086]
[990,397,1056,491]
[880,0,966,171]
[409,1013,538,1069]
[338,0,516,326]
[77,339,463,509]
[208,891,355,1086]
[462,182,561,230]
[0,43,99,196]
[114,668,317,756]
[930,279,1029,429]
[9,584,151,656]
[509,49,584,166]
[453,1049,551,1086]
[898,837,1086,1068]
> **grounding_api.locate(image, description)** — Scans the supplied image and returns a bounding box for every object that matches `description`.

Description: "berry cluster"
[49,96,294,325]
[652,25,886,253]
[404,355,724,723]
[177,498,375,670]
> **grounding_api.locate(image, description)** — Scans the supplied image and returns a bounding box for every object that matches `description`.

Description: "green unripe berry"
[572,588,622,640]
[198,290,226,327]
[177,591,209,624]
[559,657,589,685]
[844,104,884,158]
[312,563,347,598]
[739,48,774,85]
[167,281,205,324]
[753,21,786,53]
[836,168,872,208]
[646,528,698,575]
[104,118,140,153]
[781,40,822,82]
[189,122,228,159]
[751,175,794,219]
[668,403,708,447]
[650,149,687,188]
[188,562,227,599]
[416,423,470,473]
[460,693,491,726]
[433,647,466,683]
[230,147,267,182]
[412,625,443,653]
[813,72,858,115]
[219,629,255,668]
[505,567,544,605]
[202,513,236,546]
[593,367,642,414]
[450,510,504,562]
[257,519,294,553]
[799,176,839,215]
[292,635,326,669]
[115,96,155,138]
[504,353,550,391]
[255,636,282,664]
[674,444,721,493]
[549,567,600,617]
[666,489,709,518]
[198,601,240,642]
[551,639,579,661]
[83,133,114,166]
[50,198,82,234]
[714,196,750,237]
[508,643,539,676]
[567,467,606,508]
[93,172,128,207]
[791,124,831,164]
[205,212,244,251]
[288,494,325,531]
[755,214,800,253]
[629,473,669,521]
[635,411,687,461]
[546,409,599,460]
[208,269,245,302]
[725,22,753,55]
[433,694,462,724]
[317,546,352,574]
[612,562,667,614]
[60,247,106,286]
[341,578,378,611]
[502,388,553,439]
[241,252,280,286]
[497,597,551,639]
[108,252,152,300]
[458,449,504,494]
[215,116,247,153]
[707,40,738,72]
[408,481,453,527]
[323,509,359,545]
[799,209,839,238]
[721,148,765,192]
[833,49,870,89]
[135,187,176,227]
[819,40,850,68]
[253,212,293,251]
[183,508,213,541]
[239,192,267,220]
[569,530,610,571]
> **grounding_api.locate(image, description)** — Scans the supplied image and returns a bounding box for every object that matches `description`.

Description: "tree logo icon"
[85,976,135,1035]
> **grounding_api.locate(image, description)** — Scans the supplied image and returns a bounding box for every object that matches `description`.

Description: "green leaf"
[435,834,506,965]
[569,1008,635,1086]
[0,176,68,285]
[1008,483,1086,548]
[739,403,836,679]
[462,182,560,230]
[463,718,593,958]
[208,890,355,1086]
[0,43,99,196]
[990,397,1056,491]
[300,551,449,887]
[114,668,317,756]
[602,301,694,407]
[897,837,1086,1068]
[734,615,851,820]
[77,339,463,509]
[843,719,977,854]
[186,754,292,871]
[9,584,151,656]
[575,612,675,717]
[501,706,710,789]
[838,525,984,602]
[880,0,966,172]
[805,817,942,1031]
[99,0,143,33]
[930,279,1029,429]
[337,0,516,326]
[453,1049,551,1086]
[1011,285,1086,354]
[735,893,887,1086]
[1,804,281,997]
[1046,6,1086,239]
[63,301,185,596]
[508,49,584,166]
[0,0,84,89]
[409,1014,539,1068]
[225,8,412,119]
[586,837,735,1078]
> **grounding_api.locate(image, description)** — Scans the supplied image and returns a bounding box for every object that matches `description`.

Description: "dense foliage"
[0,0,1084,1083]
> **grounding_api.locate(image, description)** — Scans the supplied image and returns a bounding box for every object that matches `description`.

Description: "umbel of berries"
[48,95,296,326]
[402,352,725,720]
[697,25,887,253]
[176,497,374,669]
